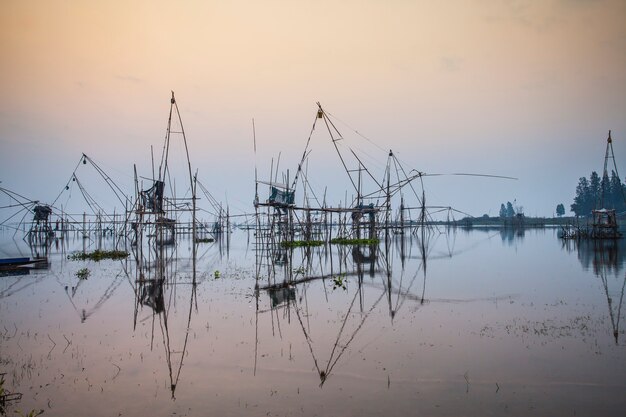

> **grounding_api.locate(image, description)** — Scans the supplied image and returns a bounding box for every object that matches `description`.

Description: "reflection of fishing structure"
[57,269,127,323]
[253,241,386,386]
[383,230,430,320]
[253,224,449,385]
[131,242,197,399]
[564,238,626,344]
[253,221,510,385]
[0,273,46,299]
[370,228,491,319]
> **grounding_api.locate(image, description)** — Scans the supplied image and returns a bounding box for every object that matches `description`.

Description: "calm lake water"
[1,227,625,416]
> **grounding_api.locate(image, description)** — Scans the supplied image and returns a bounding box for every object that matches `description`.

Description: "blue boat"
[0,257,47,271]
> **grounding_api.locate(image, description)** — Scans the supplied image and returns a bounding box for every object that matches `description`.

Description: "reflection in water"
[254,228,445,386]
[51,240,126,322]
[61,269,126,323]
[253,226,526,387]
[294,283,385,387]
[3,227,626,416]
[500,227,525,245]
[140,278,165,314]
[131,241,197,399]
[268,286,295,308]
[563,238,626,344]
[0,273,45,299]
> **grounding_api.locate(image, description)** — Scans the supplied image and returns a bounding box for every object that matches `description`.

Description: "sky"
[1,0,625,220]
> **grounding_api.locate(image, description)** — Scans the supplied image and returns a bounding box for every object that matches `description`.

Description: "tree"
[571,176,591,216]
[569,170,623,215]
[556,203,565,217]
[506,201,515,218]
[499,203,506,218]
[589,171,601,208]
[608,170,626,211]
[600,172,611,207]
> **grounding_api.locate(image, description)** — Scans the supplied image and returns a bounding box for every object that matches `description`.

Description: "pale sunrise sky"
[1,0,625,217]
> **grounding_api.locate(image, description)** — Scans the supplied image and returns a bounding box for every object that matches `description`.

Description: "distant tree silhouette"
[506,201,515,218]
[608,171,626,212]
[600,172,611,207]
[571,176,592,216]
[589,171,601,207]
[570,171,626,216]
[499,203,506,218]
[556,203,565,217]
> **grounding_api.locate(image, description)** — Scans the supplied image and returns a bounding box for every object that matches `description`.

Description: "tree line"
[570,171,626,216]
[499,201,521,218]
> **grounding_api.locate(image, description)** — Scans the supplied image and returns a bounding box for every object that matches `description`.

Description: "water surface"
[1,227,624,416]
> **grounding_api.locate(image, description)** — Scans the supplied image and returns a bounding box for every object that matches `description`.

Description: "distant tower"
[599,130,626,208]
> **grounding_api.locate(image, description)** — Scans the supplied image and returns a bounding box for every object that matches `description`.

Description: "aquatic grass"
[332,274,347,291]
[329,237,379,245]
[280,240,324,248]
[75,268,90,280]
[69,250,129,261]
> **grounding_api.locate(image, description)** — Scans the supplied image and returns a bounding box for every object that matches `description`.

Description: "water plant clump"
[330,237,379,245]
[332,274,347,291]
[69,250,129,261]
[75,268,90,280]
[280,240,324,248]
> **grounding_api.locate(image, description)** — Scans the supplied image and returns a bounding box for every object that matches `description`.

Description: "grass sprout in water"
[332,274,347,291]
[75,268,90,280]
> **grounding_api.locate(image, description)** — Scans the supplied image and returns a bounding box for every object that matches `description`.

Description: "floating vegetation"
[330,237,379,245]
[69,250,129,261]
[214,270,221,279]
[195,237,215,243]
[479,315,596,340]
[332,274,347,291]
[75,268,90,280]
[280,240,324,248]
